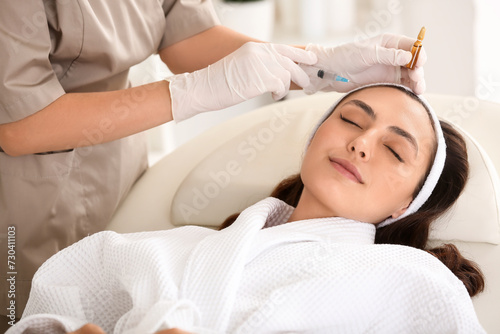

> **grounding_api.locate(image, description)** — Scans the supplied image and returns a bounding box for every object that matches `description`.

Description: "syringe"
[316,69,349,83]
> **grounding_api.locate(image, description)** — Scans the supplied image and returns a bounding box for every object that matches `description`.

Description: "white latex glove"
[300,33,427,95]
[167,42,317,122]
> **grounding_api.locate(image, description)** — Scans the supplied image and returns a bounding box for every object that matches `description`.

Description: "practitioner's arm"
[0,42,315,156]
[0,81,172,156]
[160,25,261,74]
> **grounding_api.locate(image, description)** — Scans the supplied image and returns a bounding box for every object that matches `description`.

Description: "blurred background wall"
[129,0,500,165]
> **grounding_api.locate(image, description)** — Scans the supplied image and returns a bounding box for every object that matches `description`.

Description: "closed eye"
[384,145,404,163]
[340,114,362,129]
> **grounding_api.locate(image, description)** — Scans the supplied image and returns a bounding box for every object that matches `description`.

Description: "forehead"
[338,87,428,121]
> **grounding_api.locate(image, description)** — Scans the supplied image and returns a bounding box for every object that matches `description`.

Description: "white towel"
[8,198,484,333]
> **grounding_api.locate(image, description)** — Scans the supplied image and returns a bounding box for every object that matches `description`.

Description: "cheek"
[311,122,350,151]
[377,163,418,194]
[302,122,350,183]
[357,162,423,222]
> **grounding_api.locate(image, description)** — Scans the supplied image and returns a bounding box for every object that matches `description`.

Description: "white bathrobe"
[7,198,485,334]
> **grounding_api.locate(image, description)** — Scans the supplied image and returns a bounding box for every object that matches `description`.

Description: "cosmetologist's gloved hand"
[300,33,427,95]
[167,42,317,122]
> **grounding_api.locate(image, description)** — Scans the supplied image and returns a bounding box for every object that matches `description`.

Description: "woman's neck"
[288,189,339,222]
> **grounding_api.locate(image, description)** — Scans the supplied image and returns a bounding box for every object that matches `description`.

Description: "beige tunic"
[0,0,220,317]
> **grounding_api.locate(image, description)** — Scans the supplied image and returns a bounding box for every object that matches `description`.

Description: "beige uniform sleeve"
[0,1,66,124]
[158,0,221,51]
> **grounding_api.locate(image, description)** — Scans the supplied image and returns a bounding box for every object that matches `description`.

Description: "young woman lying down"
[8,84,485,334]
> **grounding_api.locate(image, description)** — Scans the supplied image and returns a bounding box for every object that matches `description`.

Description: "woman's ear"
[391,201,411,219]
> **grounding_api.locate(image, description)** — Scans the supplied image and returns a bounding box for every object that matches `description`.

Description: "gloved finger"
[300,64,331,94]
[414,46,428,67]
[366,45,412,66]
[379,33,427,69]
[378,33,414,51]
[401,67,426,95]
[272,44,318,66]
[274,53,312,88]
[407,64,424,84]
[411,67,426,94]
[405,60,425,94]
[386,33,427,68]
[254,54,292,100]
[414,78,426,95]
[403,77,426,95]
[270,70,291,100]
[395,50,413,66]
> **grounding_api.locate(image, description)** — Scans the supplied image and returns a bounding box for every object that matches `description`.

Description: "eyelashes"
[384,145,404,163]
[340,113,362,129]
[340,113,404,163]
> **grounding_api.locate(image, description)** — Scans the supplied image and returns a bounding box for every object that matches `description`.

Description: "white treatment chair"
[107,92,500,333]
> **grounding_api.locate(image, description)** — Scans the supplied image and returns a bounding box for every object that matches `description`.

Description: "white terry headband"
[308,83,447,228]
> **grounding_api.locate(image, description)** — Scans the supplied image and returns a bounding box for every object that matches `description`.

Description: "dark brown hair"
[220,88,485,297]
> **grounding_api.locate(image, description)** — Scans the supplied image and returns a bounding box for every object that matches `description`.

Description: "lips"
[329,157,364,184]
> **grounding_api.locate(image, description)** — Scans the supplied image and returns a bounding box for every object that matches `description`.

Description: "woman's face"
[298,87,436,224]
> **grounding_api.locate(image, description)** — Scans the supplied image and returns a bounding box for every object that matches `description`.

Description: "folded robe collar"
[258,197,376,245]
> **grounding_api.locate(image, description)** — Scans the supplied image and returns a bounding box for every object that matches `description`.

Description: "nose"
[350,145,366,159]
[349,135,372,160]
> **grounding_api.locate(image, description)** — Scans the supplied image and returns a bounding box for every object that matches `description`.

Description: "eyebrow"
[389,126,419,154]
[345,100,376,120]
[345,99,419,154]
